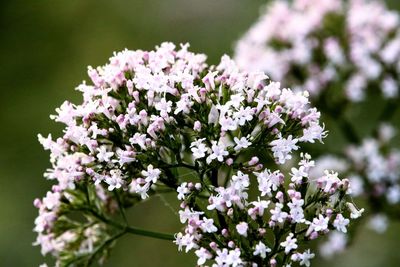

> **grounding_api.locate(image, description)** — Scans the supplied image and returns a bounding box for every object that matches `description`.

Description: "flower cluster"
[234,0,400,102]
[312,123,400,221]
[35,42,354,266]
[175,153,360,266]
[33,183,118,265]
[234,0,400,259]
[308,123,400,257]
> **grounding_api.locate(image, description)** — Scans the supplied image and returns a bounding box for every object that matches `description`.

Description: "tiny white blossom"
[206,141,229,163]
[195,248,212,265]
[96,146,114,162]
[333,214,350,233]
[190,138,209,160]
[270,203,288,223]
[201,218,218,233]
[253,241,271,259]
[311,214,329,232]
[233,136,251,151]
[281,233,298,254]
[270,135,299,164]
[236,222,249,237]
[141,164,161,183]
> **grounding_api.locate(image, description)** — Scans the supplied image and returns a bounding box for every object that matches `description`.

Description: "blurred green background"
[1,0,400,266]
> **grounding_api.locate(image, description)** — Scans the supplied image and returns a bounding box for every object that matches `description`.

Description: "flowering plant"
[234,0,400,256]
[34,43,360,266]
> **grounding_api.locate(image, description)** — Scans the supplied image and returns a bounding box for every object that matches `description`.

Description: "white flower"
[155,98,172,117]
[195,248,212,265]
[141,164,161,183]
[42,191,61,210]
[233,106,254,126]
[96,146,114,162]
[208,105,219,124]
[256,170,283,196]
[215,248,229,266]
[236,222,248,237]
[105,169,124,191]
[288,198,305,223]
[233,136,251,151]
[290,166,308,184]
[129,133,147,150]
[320,231,347,258]
[387,185,400,204]
[291,249,315,267]
[270,135,299,164]
[206,141,229,163]
[174,94,193,114]
[190,138,209,160]
[130,181,150,199]
[227,249,243,266]
[219,116,237,132]
[281,233,298,254]
[250,198,270,218]
[177,182,190,200]
[333,214,350,233]
[228,93,245,108]
[317,170,341,193]
[311,214,329,232]
[367,214,388,233]
[270,203,288,223]
[231,171,250,190]
[300,122,327,143]
[201,218,218,233]
[178,207,203,224]
[346,203,365,219]
[180,233,198,253]
[253,241,271,259]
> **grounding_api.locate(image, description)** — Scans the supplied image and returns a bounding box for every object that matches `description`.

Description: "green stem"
[114,190,128,225]
[125,226,175,241]
[85,208,175,241]
[86,230,126,266]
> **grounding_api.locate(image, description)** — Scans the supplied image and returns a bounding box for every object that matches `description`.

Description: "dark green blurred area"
[0,0,399,266]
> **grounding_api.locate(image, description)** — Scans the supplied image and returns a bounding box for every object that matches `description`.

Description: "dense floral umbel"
[310,123,400,256]
[175,153,359,266]
[35,42,349,266]
[312,123,400,220]
[234,0,400,102]
[234,0,400,256]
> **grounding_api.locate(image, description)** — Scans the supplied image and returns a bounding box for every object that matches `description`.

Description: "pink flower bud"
[209,242,218,250]
[33,198,42,208]
[52,185,61,192]
[221,229,229,237]
[226,158,234,166]
[227,208,234,217]
[132,90,140,102]
[193,121,202,131]
[309,231,319,240]
[275,106,283,113]
[258,228,266,236]
[249,156,259,166]
[255,163,263,170]
[276,191,284,203]
[326,209,333,217]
